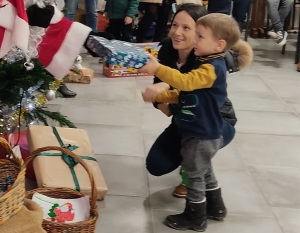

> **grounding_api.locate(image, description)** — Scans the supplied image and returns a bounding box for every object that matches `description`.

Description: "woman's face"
[169,11,196,51]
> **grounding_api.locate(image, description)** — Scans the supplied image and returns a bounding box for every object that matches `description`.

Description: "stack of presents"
[0,125,107,232]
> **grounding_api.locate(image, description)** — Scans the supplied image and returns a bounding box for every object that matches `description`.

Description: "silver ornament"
[45,90,56,101]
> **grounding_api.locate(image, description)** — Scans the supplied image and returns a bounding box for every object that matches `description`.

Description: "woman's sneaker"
[277,30,288,46]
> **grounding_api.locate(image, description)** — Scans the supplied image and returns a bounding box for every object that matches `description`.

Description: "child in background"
[140,13,243,231]
[104,0,139,42]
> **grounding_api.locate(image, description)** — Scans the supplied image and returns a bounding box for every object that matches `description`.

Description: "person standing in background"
[104,0,139,42]
[65,0,98,31]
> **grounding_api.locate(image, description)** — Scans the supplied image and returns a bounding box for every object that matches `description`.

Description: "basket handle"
[25,146,97,210]
[0,137,21,164]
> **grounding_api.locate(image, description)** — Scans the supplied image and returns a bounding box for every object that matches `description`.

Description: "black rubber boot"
[206,188,227,221]
[57,83,77,98]
[165,200,207,232]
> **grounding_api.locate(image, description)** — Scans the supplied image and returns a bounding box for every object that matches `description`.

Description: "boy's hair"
[196,13,240,51]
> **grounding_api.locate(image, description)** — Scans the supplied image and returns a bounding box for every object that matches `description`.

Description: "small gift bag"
[97,13,109,32]
[63,67,94,84]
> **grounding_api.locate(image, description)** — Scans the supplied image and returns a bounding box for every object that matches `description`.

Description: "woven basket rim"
[0,138,25,201]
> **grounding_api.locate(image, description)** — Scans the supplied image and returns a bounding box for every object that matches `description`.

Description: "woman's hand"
[141,82,170,103]
[139,55,160,75]
[157,103,172,117]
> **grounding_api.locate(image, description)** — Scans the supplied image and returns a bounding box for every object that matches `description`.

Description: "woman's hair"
[171,3,208,24]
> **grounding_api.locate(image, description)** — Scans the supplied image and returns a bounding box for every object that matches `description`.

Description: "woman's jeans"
[266,0,294,32]
[65,0,98,31]
[146,120,235,176]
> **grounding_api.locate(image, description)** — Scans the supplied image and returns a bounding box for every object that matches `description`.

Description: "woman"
[144,3,237,221]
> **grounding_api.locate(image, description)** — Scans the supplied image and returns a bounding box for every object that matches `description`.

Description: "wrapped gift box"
[103,42,161,78]
[26,125,108,200]
[63,66,94,84]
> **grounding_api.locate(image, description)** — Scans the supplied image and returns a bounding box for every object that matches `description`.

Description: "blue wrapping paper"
[86,36,160,70]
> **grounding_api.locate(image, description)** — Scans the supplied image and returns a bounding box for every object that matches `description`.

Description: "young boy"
[140,13,241,232]
[104,0,139,42]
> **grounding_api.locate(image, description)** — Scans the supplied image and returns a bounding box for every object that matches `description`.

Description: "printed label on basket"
[32,192,90,223]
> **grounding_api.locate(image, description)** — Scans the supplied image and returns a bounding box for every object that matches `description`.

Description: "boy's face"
[193,24,226,57]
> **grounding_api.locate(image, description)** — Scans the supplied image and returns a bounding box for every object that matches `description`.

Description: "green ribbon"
[36,127,97,192]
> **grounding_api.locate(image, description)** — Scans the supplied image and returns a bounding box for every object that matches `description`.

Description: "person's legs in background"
[136,3,158,42]
[266,0,292,46]
[153,0,173,42]
[85,0,98,31]
[106,19,122,40]
[232,0,252,32]
[207,0,231,14]
[278,0,294,25]
[65,0,79,21]
[121,22,135,42]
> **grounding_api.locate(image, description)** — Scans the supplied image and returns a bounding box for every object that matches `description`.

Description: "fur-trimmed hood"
[231,39,253,70]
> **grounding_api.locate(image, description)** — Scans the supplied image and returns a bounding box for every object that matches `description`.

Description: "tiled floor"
[44,37,300,232]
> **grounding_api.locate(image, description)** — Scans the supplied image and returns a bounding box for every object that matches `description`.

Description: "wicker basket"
[25,146,98,233]
[0,138,26,225]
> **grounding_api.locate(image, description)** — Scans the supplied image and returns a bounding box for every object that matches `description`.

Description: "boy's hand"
[104,12,109,18]
[141,82,170,103]
[157,103,172,117]
[139,55,160,75]
[124,16,133,25]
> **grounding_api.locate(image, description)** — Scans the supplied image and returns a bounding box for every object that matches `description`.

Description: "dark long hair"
[171,3,208,24]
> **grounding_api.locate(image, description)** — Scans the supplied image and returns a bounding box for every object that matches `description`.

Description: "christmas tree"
[0,48,75,135]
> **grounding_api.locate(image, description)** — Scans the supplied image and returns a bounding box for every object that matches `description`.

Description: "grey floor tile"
[148,169,185,212]
[283,98,300,115]
[149,170,273,218]
[216,170,274,218]
[272,207,300,233]
[244,63,299,76]
[261,76,300,99]
[235,110,300,136]
[76,123,145,156]
[152,210,283,233]
[229,91,292,112]
[212,143,247,171]
[148,169,181,195]
[140,108,172,134]
[248,165,300,208]
[234,133,300,168]
[95,154,149,197]
[67,77,137,102]
[81,55,104,75]
[135,76,155,90]
[227,75,272,92]
[96,195,153,233]
[143,133,160,156]
[61,100,140,126]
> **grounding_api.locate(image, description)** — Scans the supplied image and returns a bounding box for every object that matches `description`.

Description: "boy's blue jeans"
[65,0,98,31]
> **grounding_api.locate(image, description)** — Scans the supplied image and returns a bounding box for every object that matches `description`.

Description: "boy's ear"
[216,39,227,52]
